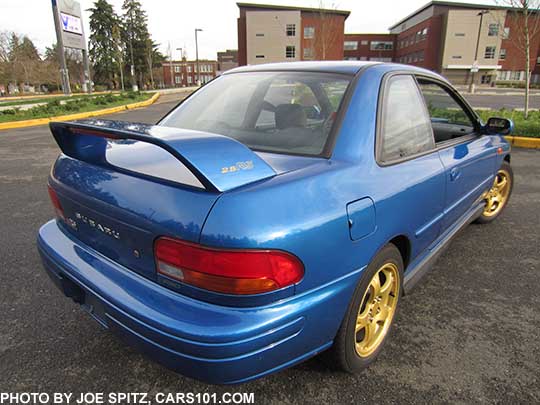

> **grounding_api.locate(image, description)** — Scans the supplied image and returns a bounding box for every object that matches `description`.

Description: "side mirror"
[485,117,514,135]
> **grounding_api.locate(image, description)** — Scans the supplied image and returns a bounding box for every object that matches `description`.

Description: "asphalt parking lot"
[0,94,539,404]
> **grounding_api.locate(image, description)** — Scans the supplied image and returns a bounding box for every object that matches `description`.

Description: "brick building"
[346,1,540,85]
[237,2,349,65]
[343,34,396,62]
[162,59,218,87]
[217,49,239,74]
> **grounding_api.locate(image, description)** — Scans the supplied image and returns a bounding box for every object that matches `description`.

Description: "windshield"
[160,71,351,156]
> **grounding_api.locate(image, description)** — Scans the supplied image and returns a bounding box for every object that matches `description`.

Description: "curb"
[505,136,540,149]
[0,93,160,131]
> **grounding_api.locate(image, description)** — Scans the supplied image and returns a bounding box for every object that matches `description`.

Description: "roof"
[224,61,378,75]
[389,0,526,30]
[236,2,350,17]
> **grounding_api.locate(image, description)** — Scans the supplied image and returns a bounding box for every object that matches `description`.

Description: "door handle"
[450,168,461,181]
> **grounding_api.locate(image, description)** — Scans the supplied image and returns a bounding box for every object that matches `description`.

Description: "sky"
[1,0,499,60]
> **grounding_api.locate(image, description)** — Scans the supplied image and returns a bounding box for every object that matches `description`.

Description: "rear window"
[160,72,351,156]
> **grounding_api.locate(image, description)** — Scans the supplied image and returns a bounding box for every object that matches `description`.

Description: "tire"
[326,243,404,373]
[475,161,513,224]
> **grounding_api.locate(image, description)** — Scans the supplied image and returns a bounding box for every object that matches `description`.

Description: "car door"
[416,78,497,230]
[376,74,446,256]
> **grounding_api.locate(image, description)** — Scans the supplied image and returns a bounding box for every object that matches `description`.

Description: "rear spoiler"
[49,119,276,193]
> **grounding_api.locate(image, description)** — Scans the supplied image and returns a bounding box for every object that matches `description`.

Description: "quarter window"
[379,75,434,163]
[417,80,475,144]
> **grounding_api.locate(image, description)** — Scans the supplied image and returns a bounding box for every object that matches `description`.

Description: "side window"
[379,75,434,163]
[417,80,476,144]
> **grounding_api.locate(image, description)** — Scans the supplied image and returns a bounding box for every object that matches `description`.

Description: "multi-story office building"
[237,2,350,65]
[346,1,540,85]
[162,59,218,87]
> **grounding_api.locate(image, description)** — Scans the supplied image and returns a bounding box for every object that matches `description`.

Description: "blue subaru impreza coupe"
[38,61,513,384]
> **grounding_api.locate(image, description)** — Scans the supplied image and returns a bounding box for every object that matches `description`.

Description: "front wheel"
[326,244,403,372]
[476,161,513,224]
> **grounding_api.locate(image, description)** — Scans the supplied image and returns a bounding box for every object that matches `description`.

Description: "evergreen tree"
[88,0,120,89]
[121,0,150,89]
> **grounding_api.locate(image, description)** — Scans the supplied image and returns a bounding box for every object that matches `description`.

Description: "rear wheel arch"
[388,234,411,270]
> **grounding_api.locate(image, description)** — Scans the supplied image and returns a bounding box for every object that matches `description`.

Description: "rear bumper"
[37,220,362,384]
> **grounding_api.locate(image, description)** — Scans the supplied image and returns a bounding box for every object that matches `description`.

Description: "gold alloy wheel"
[355,262,400,357]
[483,169,511,218]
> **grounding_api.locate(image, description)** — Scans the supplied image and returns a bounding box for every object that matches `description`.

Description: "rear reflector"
[47,185,65,220]
[154,237,304,295]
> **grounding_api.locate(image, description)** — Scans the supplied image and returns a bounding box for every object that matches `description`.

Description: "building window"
[256,33,264,37]
[369,57,392,62]
[344,41,358,50]
[187,66,192,72]
[359,56,368,61]
[484,46,496,59]
[481,74,492,84]
[175,76,181,84]
[361,40,368,45]
[537,56,540,64]
[174,66,180,73]
[455,33,465,37]
[503,27,510,39]
[452,55,462,59]
[304,26,314,39]
[499,48,507,60]
[345,56,358,60]
[286,46,295,58]
[303,47,314,59]
[286,24,296,36]
[422,27,428,36]
[370,41,393,51]
[488,23,499,36]
[418,50,424,61]
[187,76,192,84]
[255,54,265,59]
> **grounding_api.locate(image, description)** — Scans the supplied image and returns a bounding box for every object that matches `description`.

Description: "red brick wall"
[343,33,396,61]
[237,17,247,66]
[301,12,346,60]
[499,11,540,74]
[163,61,217,87]
[395,15,443,71]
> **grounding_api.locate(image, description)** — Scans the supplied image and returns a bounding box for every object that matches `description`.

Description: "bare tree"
[314,1,344,60]
[495,0,540,118]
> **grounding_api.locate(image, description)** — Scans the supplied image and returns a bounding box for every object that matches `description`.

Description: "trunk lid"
[48,119,277,280]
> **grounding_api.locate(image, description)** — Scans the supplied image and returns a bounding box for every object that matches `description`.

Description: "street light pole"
[195,28,203,86]
[469,10,489,94]
[176,47,183,86]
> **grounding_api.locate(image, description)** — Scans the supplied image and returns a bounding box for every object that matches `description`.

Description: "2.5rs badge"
[221,160,254,174]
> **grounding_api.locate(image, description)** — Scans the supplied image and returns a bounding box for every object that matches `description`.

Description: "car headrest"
[275,104,307,130]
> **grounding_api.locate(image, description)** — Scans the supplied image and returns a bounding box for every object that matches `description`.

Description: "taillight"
[47,185,64,220]
[154,237,304,295]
